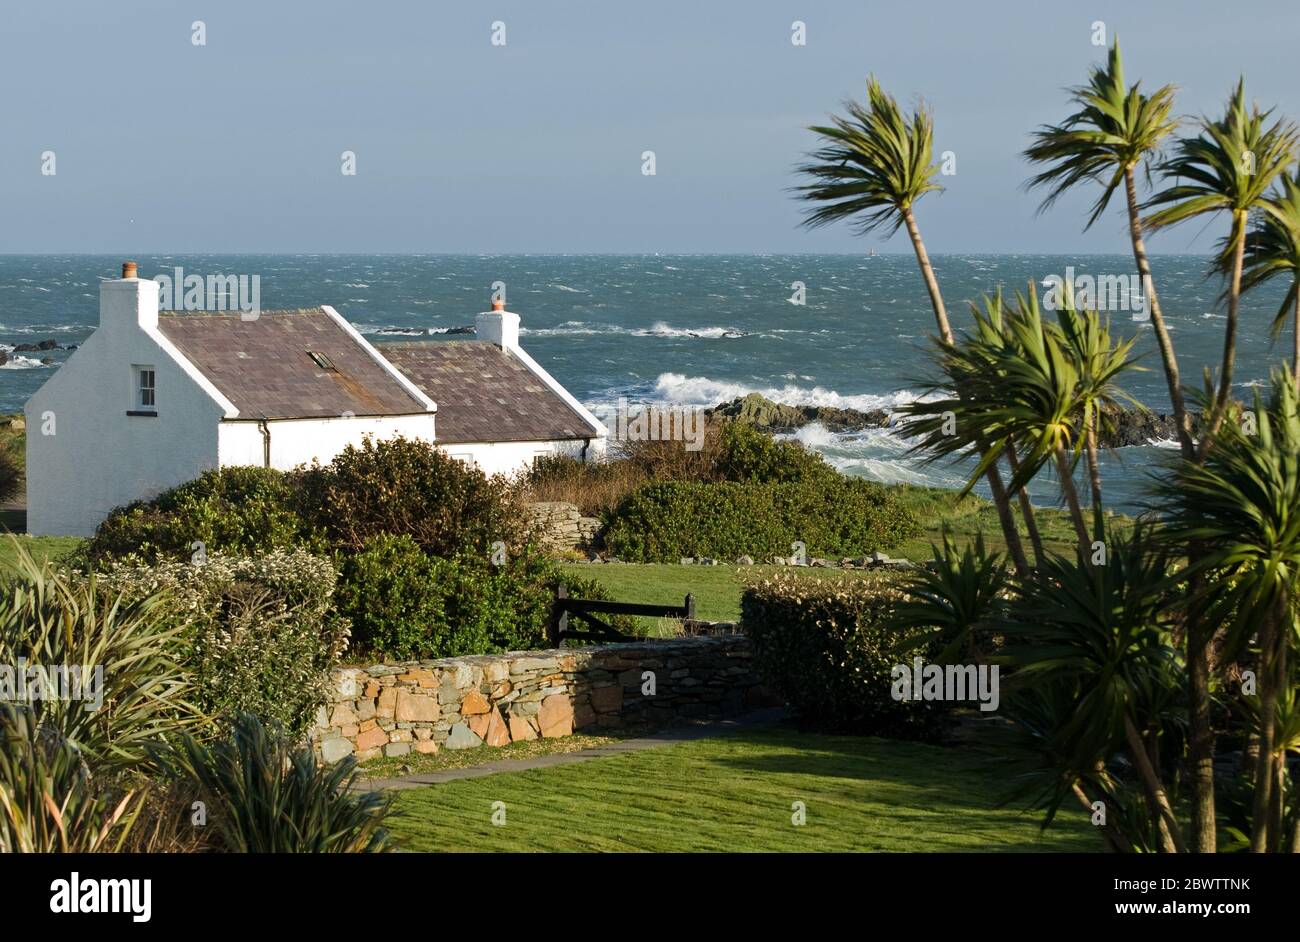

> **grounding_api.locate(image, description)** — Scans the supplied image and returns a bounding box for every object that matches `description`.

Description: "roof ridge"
[157,307,325,318]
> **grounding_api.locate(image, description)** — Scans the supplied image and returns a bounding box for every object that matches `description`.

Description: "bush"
[714,422,839,485]
[742,572,951,739]
[297,436,534,557]
[603,477,919,563]
[86,466,307,563]
[99,549,349,740]
[155,712,393,853]
[0,448,21,505]
[337,534,631,660]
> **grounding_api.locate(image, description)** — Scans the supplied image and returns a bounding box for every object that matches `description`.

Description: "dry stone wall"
[312,635,769,763]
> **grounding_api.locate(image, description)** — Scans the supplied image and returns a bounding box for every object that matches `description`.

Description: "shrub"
[603,477,919,562]
[337,535,483,660]
[99,549,349,740]
[0,539,198,769]
[0,704,146,853]
[0,448,21,506]
[86,466,307,563]
[296,436,534,558]
[715,422,839,485]
[155,712,393,853]
[742,572,951,739]
[337,535,631,660]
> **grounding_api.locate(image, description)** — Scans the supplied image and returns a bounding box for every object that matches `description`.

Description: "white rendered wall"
[25,281,229,537]
[218,414,436,470]
[443,437,598,478]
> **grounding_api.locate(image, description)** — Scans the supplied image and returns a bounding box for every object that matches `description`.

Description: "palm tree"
[901,290,1096,554]
[1056,302,1144,530]
[796,77,952,341]
[996,524,1187,852]
[1155,371,1300,851]
[1143,80,1299,449]
[1230,167,1300,387]
[796,79,1029,571]
[1024,39,1190,458]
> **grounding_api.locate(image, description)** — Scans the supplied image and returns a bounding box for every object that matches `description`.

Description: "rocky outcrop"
[311,637,772,763]
[708,392,1194,448]
[706,393,889,433]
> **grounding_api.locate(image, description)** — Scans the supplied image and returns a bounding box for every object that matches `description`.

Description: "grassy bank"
[386,723,1096,852]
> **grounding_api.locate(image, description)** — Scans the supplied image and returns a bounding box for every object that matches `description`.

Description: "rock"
[538,694,574,738]
[395,689,440,723]
[484,710,511,747]
[320,738,354,764]
[383,742,411,758]
[680,557,695,565]
[770,556,787,566]
[696,557,718,566]
[736,555,754,566]
[40,357,54,365]
[468,713,491,739]
[446,722,483,750]
[414,740,439,754]
[376,687,397,719]
[707,392,889,433]
[590,685,623,714]
[355,725,388,752]
[508,715,538,742]
[37,339,59,350]
[460,691,490,715]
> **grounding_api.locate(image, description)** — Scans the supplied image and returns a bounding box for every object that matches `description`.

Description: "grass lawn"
[386,724,1097,852]
[0,533,84,570]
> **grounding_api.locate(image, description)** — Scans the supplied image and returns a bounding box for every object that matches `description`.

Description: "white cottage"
[25,262,607,536]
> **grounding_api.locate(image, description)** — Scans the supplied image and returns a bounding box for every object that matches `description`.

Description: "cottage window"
[137,367,155,409]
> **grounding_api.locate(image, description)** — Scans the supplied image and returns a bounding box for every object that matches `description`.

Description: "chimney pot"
[121,261,138,279]
[492,298,505,311]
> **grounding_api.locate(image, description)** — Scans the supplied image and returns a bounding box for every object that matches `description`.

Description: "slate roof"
[380,341,597,443]
[157,309,429,420]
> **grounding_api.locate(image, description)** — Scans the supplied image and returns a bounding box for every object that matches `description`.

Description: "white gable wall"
[25,278,230,537]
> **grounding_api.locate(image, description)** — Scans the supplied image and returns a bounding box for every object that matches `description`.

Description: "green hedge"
[603,478,919,562]
[742,572,950,739]
[336,533,630,661]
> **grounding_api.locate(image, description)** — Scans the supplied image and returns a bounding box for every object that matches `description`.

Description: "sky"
[2,0,1298,254]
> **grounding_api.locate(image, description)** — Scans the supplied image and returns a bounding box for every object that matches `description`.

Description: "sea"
[2,254,1287,514]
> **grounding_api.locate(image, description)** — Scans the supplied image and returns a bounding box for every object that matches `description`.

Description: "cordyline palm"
[797,79,1029,572]
[796,76,951,341]
[1056,301,1145,532]
[1227,167,1300,387]
[1143,80,1299,450]
[995,523,1187,852]
[1024,38,1190,457]
[1155,371,1300,852]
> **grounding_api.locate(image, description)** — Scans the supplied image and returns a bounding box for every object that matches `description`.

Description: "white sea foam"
[1,355,47,370]
[649,372,924,414]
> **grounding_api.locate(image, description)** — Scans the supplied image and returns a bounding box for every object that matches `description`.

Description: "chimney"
[100,260,158,329]
[476,296,520,350]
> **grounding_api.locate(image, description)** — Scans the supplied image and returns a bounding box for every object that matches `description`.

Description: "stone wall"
[530,501,602,551]
[312,635,768,763]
